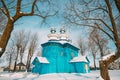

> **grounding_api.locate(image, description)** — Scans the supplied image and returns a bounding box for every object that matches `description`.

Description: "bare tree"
[19,31,30,63]
[12,30,27,72]
[26,33,38,71]
[0,0,58,57]
[88,33,99,69]
[89,28,108,58]
[78,36,86,56]
[6,44,16,72]
[64,0,120,79]
[0,0,37,57]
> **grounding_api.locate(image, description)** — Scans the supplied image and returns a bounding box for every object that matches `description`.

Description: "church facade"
[32,28,90,74]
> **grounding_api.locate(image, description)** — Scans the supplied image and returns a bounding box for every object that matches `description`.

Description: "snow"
[10,17,14,21]
[0,48,2,52]
[70,55,88,63]
[102,52,115,60]
[0,70,120,80]
[37,56,49,63]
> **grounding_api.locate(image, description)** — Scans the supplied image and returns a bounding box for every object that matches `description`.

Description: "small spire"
[50,27,56,34]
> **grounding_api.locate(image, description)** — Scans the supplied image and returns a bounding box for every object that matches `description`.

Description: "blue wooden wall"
[32,41,90,74]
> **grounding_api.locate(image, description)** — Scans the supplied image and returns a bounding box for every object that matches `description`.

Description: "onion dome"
[50,27,56,34]
[60,27,66,34]
[48,27,59,40]
[59,27,69,40]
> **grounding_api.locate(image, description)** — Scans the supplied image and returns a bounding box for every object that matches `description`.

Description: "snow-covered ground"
[0,70,120,80]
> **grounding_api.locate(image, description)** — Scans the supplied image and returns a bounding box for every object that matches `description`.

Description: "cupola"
[47,27,59,40]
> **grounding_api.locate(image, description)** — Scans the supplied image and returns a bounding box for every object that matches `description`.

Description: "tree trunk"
[115,0,120,13]
[26,53,30,71]
[27,56,32,71]
[100,60,110,80]
[93,56,97,69]
[8,54,12,72]
[100,48,120,80]
[98,43,104,58]
[0,20,13,57]
[13,47,19,72]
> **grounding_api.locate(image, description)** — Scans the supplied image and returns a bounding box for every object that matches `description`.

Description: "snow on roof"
[70,55,88,63]
[37,56,49,64]
[16,62,25,66]
[102,52,115,60]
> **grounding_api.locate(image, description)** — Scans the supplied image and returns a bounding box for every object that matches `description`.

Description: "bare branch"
[85,18,113,33]
[114,14,120,20]
[114,0,120,13]
[16,0,22,14]
[31,0,37,14]
[0,8,7,16]
[1,0,10,18]
[34,4,58,19]
[94,23,114,41]
[105,0,119,45]
[12,0,37,21]
[65,15,114,41]
[83,7,108,13]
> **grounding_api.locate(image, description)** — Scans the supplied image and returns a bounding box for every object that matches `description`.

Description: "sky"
[10,0,117,67]
[12,0,89,46]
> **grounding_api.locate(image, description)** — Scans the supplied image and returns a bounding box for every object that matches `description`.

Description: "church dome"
[47,27,59,40]
[47,27,71,43]
[60,27,66,34]
[59,27,69,40]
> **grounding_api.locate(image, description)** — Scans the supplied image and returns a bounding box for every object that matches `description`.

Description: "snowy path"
[0,70,119,80]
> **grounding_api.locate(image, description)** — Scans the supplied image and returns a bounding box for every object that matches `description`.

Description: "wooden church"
[32,27,90,74]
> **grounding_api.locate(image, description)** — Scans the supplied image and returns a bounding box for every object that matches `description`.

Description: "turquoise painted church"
[32,28,90,74]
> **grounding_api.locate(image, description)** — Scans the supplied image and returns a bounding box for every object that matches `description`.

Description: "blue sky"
[12,0,85,44]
